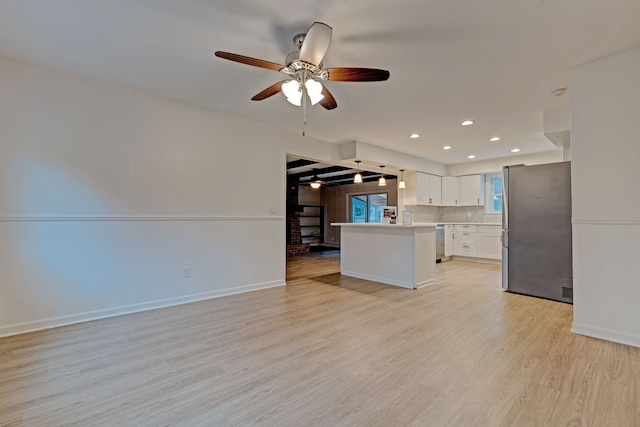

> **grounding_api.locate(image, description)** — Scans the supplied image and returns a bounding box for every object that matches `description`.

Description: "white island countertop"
[330,222,439,228]
[437,222,501,225]
[331,222,501,228]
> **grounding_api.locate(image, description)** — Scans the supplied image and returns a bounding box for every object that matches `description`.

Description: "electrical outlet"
[183,266,191,278]
[269,206,277,216]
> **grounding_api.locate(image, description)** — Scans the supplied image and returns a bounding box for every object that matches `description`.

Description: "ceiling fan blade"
[215,51,284,72]
[324,67,390,82]
[299,22,332,66]
[251,81,286,101]
[319,84,337,110]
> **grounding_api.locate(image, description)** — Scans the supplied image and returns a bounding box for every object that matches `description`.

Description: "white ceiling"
[1,0,640,165]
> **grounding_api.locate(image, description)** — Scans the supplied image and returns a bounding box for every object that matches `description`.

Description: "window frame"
[348,191,389,223]
[484,172,503,215]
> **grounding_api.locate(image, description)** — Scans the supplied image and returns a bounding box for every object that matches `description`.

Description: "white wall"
[0,56,335,337]
[571,46,640,347]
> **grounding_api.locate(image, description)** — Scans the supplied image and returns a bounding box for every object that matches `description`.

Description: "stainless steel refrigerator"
[502,162,573,303]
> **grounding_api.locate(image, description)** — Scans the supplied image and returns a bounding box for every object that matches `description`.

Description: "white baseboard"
[0,280,285,339]
[341,269,417,290]
[571,322,640,348]
[415,279,435,289]
[450,256,501,265]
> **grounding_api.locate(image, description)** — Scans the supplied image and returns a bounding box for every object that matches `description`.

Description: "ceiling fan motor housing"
[293,33,306,49]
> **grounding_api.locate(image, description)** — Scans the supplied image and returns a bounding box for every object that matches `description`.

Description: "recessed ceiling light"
[461,120,474,126]
[489,137,501,142]
[511,148,521,153]
[468,155,476,159]
[443,145,452,150]
[409,133,420,139]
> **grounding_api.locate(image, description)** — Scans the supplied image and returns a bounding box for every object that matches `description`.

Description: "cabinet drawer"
[444,224,454,232]
[457,231,477,245]
[454,243,477,257]
[454,224,477,233]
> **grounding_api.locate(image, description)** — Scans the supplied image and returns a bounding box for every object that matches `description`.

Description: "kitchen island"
[330,223,438,289]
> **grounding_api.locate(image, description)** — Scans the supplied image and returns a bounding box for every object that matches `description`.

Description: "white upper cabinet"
[404,173,483,207]
[459,175,485,206]
[427,174,442,206]
[441,176,459,206]
[404,172,442,206]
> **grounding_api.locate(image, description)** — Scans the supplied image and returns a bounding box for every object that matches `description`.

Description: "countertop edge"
[330,222,501,227]
[330,223,439,228]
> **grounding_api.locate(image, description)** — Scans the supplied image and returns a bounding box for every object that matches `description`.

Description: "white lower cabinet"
[453,225,477,257]
[477,225,502,259]
[447,224,502,260]
[444,224,454,257]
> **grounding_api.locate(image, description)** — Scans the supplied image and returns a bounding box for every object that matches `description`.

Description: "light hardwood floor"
[1,253,638,426]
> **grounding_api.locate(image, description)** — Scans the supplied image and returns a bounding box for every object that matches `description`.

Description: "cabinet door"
[460,175,484,206]
[428,175,442,206]
[415,172,430,205]
[478,226,502,259]
[441,176,459,206]
[444,231,454,257]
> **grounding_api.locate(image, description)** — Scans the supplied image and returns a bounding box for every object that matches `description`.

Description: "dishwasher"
[435,225,444,263]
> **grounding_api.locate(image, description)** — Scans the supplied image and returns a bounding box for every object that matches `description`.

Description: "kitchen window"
[350,193,387,223]
[485,172,503,214]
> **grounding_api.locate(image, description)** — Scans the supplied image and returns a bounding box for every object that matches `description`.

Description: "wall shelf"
[299,205,324,246]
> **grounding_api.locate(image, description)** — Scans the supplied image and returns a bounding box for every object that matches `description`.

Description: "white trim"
[0,280,285,339]
[341,269,418,290]
[450,256,501,265]
[484,172,503,215]
[572,323,640,348]
[414,278,435,289]
[0,215,285,222]
[572,218,640,225]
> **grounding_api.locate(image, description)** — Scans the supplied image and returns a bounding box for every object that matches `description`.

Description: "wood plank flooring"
[1,253,638,426]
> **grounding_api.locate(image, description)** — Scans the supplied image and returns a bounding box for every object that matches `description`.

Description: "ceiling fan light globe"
[305,79,325,105]
[310,181,321,189]
[286,94,302,106]
[308,92,325,105]
[282,80,301,98]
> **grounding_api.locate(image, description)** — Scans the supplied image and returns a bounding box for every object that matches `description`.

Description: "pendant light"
[378,165,386,186]
[398,169,406,189]
[353,160,363,183]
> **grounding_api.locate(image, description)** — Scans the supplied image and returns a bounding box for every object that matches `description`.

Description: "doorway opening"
[285,155,398,282]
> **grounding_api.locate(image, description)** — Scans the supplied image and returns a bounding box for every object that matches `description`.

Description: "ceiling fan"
[215,22,390,118]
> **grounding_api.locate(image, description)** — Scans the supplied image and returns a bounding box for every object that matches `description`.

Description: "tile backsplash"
[406,205,501,224]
